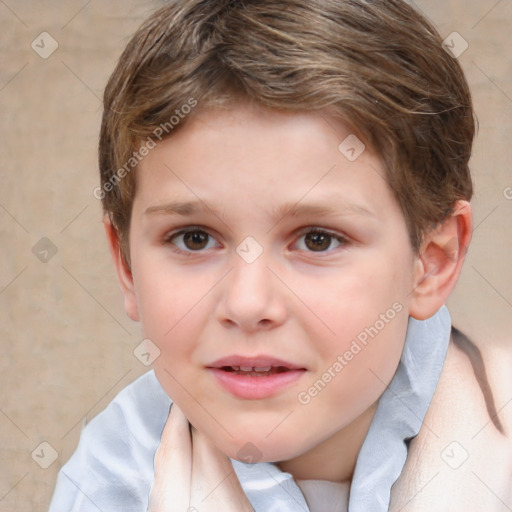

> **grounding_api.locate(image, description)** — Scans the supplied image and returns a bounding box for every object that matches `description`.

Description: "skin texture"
[389,340,512,511]
[105,102,472,507]
[149,403,253,511]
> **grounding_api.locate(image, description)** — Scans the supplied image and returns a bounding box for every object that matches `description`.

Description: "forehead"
[133,103,401,223]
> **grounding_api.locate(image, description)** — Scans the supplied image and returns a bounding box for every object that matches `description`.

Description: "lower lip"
[208,368,306,400]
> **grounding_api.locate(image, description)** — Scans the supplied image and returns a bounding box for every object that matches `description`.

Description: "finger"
[149,403,192,512]
[190,428,254,511]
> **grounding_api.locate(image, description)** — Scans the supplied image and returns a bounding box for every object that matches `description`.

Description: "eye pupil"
[305,232,331,251]
[184,230,208,250]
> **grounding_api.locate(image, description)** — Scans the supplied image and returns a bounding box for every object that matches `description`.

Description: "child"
[49,0,511,510]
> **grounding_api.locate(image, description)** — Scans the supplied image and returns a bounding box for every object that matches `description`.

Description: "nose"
[215,251,288,333]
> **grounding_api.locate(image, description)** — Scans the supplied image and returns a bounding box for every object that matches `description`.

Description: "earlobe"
[409,201,472,320]
[103,217,140,322]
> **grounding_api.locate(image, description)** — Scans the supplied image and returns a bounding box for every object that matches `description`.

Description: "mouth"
[216,365,292,377]
[206,356,307,399]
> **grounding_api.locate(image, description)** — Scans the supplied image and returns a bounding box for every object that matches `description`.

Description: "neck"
[276,401,378,483]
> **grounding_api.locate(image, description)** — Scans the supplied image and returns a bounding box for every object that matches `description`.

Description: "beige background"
[0,1,511,510]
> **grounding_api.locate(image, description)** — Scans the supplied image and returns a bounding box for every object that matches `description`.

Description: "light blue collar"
[232,307,452,511]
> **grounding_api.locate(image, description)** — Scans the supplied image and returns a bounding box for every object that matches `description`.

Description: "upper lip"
[207,355,305,370]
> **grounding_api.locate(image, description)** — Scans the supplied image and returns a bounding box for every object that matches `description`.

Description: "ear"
[409,200,472,321]
[103,217,140,322]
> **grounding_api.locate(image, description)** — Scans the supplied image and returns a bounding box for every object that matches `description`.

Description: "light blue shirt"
[49,307,451,511]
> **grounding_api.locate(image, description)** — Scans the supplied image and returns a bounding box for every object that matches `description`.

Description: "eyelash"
[163,226,349,257]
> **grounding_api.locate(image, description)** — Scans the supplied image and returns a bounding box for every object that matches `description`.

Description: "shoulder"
[106,369,172,434]
[49,371,171,512]
[442,327,511,436]
[419,327,512,448]
[390,328,512,511]
[81,369,171,454]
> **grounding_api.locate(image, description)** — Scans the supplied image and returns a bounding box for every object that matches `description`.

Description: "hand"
[149,403,254,512]
[389,342,512,511]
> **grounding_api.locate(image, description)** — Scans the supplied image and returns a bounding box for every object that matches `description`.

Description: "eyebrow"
[144,198,376,222]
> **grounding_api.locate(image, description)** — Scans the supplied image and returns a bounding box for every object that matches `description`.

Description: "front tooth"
[254,366,272,372]
[240,366,253,372]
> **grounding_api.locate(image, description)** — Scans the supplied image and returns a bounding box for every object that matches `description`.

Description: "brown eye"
[182,230,209,250]
[167,228,218,253]
[296,229,346,253]
[304,232,332,251]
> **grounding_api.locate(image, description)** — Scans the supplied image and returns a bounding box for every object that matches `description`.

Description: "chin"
[219,434,305,465]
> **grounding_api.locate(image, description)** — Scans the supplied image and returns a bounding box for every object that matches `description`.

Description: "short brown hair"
[99,0,474,260]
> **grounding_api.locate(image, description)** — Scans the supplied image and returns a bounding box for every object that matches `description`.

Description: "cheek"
[131,271,205,393]
[300,249,413,405]
[131,250,207,337]
[309,255,412,347]
[315,305,409,427]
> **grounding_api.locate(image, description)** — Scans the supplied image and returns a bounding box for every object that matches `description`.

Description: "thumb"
[190,427,254,511]
[149,403,192,512]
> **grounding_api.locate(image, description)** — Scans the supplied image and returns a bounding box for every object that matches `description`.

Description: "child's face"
[127,103,419,463]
